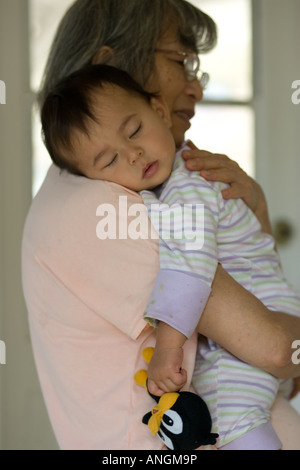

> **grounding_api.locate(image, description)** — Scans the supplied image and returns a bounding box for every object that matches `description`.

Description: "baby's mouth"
[143,161,159,179]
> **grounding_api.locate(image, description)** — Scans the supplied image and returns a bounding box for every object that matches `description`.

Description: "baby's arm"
[141,157,219,396]
[147,322,187,396]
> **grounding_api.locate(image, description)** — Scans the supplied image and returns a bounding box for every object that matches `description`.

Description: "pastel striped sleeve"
[140,167,221,338]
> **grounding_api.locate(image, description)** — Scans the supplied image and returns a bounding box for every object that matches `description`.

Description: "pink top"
[21,165,197,450]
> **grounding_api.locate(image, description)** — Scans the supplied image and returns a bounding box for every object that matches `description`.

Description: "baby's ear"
[150,96,172,128]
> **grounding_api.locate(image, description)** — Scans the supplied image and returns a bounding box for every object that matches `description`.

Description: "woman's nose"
[185,79,203,103]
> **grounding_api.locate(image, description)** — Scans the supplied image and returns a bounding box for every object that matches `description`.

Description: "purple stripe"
[252,257,278,265]
[201,390,217,400]
[161,246,217,259]
[247,239,274,253]
[161,181,201,200]
[162,246,217,260]
[218,212,249,230]
[225,266,250,273]
[223,228,259,244]
[217,402,270,409]
[218,379,277,395]
[220,354,242,364]
[251,272,279,279]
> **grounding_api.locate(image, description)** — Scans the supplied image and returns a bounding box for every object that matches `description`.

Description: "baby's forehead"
[91,83,147,104]
[89,85,150,120]
[72,92,143,138]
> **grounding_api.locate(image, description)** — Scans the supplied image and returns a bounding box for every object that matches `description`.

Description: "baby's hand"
[147,347,187,396]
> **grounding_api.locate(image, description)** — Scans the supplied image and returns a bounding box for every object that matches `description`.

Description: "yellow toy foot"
[142,347,154,364]
[134,369,148,390]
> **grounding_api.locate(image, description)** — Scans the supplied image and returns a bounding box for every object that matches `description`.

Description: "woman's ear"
[92,45,114,65]
[150,96,172,128]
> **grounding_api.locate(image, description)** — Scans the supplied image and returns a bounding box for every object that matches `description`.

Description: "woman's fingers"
[182,149,232,168]
[182,147,262,213]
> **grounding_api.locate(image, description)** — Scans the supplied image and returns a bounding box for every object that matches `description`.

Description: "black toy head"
[134,347,218,450]
[143,387,218,450]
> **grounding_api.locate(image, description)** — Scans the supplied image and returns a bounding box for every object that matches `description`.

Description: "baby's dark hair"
[41,64,156,175]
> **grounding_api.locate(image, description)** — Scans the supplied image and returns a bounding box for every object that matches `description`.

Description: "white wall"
[253,0,300,414]
[254,0,300,292]
[0,0,58,449]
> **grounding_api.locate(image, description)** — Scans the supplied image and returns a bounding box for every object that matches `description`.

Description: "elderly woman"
[22,0,300,450]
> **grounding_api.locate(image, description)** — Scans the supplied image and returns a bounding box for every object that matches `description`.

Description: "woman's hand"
[182,141,273,235]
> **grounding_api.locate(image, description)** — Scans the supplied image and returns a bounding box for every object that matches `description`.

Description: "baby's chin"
[141,174,171,192]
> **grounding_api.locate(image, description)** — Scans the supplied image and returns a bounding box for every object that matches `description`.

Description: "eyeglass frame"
[154,49,209,89]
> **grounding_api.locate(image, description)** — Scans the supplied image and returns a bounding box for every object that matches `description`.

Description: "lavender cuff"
[144,269,211,338]
[219,422,282,450]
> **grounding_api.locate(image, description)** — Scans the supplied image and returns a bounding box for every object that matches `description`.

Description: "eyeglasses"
[155,49,209,89]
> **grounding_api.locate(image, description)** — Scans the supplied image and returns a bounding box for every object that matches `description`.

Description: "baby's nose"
[128,146,143,165]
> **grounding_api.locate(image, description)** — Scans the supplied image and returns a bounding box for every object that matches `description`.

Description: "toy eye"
[158,430,174,450]
[162,410,183,435]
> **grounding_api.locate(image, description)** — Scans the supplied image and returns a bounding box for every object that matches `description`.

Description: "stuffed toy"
[134,347,219,450]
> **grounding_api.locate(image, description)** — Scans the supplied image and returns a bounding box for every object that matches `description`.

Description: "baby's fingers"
[167,368,187,391]
[147,378,165,397]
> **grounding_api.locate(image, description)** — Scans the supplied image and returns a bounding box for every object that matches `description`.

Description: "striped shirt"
[141,144,300,448]
[141,144,300,337]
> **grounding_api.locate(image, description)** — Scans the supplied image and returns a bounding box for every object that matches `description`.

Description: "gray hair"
[39,0,217,105]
